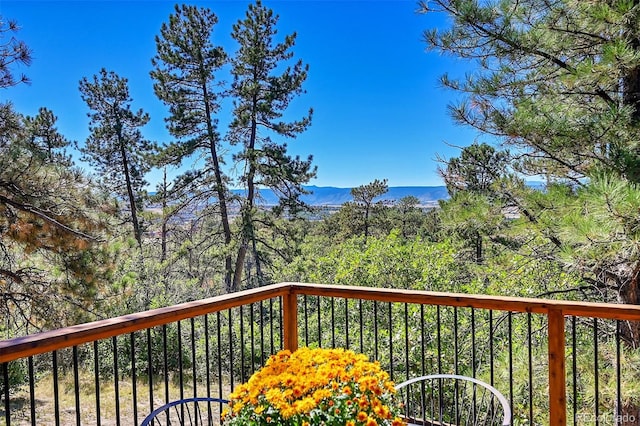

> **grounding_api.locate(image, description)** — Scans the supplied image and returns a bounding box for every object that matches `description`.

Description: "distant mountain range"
[233,185,450,207]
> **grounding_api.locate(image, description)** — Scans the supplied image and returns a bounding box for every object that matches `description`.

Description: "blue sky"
[1,0,482,189]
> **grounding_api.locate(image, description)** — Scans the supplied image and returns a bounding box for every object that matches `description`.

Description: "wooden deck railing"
[2,282,640,425]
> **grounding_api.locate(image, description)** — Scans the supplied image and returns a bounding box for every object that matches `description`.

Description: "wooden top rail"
[286,282,640,320]
[0,283,290,363]
[2,282,640,364]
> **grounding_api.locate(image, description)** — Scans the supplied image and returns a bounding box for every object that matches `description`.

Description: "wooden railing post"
[548,308,567,425]
[282,291,298,352]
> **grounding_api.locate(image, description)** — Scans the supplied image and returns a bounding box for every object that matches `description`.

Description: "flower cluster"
[222,347,404,426]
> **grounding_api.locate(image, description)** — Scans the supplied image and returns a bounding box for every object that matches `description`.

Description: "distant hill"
[153,182,545,211]
[234,185,449,207]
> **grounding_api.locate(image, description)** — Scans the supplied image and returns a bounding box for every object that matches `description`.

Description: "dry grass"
[2,372,230,425]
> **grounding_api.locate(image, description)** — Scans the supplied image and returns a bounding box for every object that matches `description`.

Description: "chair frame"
[140,396,229,426]
[395,373,512,426]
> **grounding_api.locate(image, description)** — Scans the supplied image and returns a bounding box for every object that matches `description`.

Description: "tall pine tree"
[150,4,233,290]
[79,69,154,248]
[229,0,315,289]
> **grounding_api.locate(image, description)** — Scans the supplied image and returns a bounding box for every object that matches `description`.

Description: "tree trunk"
[117,127,142,249]
[475,231,483,264]
[201,79,233,292]
[160,167,168,263]
[364,204,370,243]
[617,263,640,346]
[233,100,259,290]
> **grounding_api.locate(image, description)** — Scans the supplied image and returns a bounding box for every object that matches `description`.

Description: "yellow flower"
[222,347,401,426]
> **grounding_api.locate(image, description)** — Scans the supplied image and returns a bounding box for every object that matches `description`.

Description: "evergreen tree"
[79,69,154,248]
[439,143,509,197]
[0,16,31,88]
[150,4,232,289]
[387,196,426,240]
[350,179,388,242]
[0,20,114,332]
[421,0,640,348]
[229,0,315,289]
[23,107,72,165]
[438,143,515,263]
[421,0,640,183]
[0,104,114,332]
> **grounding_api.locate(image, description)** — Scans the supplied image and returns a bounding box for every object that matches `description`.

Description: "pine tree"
[0,104,114,331]
[229,0,315,289]
[350,179,388,242]
[422,0,640,344]
[150,4,233,289]
[79,68,154,247]
[0,16,31,88]
[23,107,72,165]
[0,20,114,332]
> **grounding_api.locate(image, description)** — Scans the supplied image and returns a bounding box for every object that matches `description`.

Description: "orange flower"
[223,347,400,426]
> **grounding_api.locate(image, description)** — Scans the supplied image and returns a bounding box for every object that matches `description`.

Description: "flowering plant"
[222,347,404,426]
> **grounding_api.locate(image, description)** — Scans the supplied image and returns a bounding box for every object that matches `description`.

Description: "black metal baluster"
[240,306,245,383]
[331,297,336,348]
[594,318,599,426]
[317,296,322,348]
[278,296,283,349]
[259,300,265,365]
[112,336,120,426]
[471,309,476,376]
[572,316,577,426]
[162,324,169,406]
[508,312,513,411]
[28,356,35,426]
[178,321,186,421]
[205,314,211,399]
[205,315,212,421]
[53,350,60,426]
[616,320,622,425]
[437,306,442,375]
[404,303,409,382]
[471,308,477,422]
[388,302,393,380]
[130,333,138,425]
[3,362,10,426]
[269,298,275,354]
[250,303,255,374]
[528,313,533,424]
[420,304,425,376]
[178,321,184,402]
[217,311,223,399]
[73,345,81,425]
[93,340,102,426]
[228,309,235,389]
[359,299,364,354]
[303,295,309,346]
[374,301,379,360]
[191,317,197,399]
[454,307,459,375]
[345,298,350,349]
[147,328,153,415]
[489,310,494,385]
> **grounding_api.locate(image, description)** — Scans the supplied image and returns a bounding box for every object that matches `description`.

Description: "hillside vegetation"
[0,0,639,368]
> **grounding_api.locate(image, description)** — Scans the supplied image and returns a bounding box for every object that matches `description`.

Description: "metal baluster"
[73,345,81,425]
[3,362,10,426]
[28,356,36,426]
[130,333,137,425]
